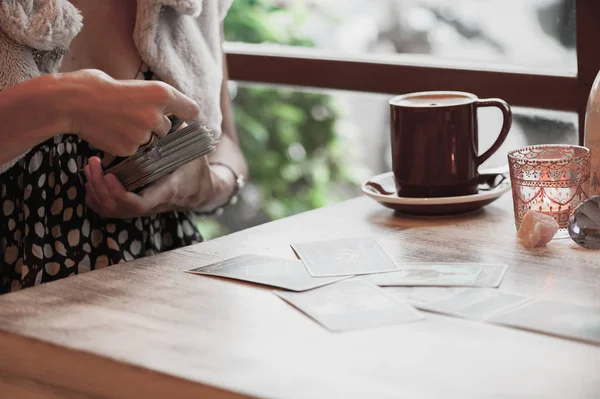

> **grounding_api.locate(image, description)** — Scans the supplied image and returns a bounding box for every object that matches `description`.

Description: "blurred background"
[197,0,578,238]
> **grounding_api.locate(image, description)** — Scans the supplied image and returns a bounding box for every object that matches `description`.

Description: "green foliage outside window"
[195,0,357,239]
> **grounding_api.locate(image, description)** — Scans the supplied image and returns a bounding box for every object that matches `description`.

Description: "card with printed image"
[187,254,347,292]
[274,279,424,332]
[472,263,509,288]
[415,288,534,320]
[291,236,399,277]
[363,264,482,287]
[489,299,600,346]
[379,287,464,306]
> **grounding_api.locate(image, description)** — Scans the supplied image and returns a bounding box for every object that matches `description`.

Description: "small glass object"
[508,144,591,238]
[568,196,600,249]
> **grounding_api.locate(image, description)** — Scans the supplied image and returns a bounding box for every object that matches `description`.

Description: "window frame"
[226,0,600,145]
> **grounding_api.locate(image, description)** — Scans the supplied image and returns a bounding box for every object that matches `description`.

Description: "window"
[201,0,599,237]
[225,0,599,120]
[226,0,576,73]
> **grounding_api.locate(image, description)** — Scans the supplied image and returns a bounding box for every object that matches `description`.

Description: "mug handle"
[475,98,512,166]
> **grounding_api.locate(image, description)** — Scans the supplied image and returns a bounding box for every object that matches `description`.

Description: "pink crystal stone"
[517,210,560,248]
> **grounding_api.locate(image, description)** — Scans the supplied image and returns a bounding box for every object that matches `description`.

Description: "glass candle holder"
[508,145,591,238]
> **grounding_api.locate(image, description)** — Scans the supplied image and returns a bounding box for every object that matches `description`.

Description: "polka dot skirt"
[0,64,202,294]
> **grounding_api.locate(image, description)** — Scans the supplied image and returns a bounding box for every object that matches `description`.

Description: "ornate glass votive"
[508,145,591,237]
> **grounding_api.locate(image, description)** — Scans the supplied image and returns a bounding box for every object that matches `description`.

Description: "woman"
[0,0,247,293]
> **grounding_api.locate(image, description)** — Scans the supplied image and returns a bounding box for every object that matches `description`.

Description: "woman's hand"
[83,156,236,219]
[56,69,200,156]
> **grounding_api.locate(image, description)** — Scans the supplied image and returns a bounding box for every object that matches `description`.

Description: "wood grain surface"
[0,194,599,398]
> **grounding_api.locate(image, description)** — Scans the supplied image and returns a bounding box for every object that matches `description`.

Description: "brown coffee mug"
[390,91,512,198]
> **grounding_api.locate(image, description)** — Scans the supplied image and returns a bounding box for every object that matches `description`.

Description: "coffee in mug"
[389,91,512,198]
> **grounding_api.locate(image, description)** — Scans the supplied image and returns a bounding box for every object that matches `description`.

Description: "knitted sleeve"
[0,0,82,175]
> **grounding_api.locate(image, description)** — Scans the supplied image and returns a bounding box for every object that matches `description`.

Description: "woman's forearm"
[206,48,248,209]
[207,48,248,179]
[0,74,66,166]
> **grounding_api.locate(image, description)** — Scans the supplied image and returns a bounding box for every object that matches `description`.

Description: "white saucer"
[362,172,511,215]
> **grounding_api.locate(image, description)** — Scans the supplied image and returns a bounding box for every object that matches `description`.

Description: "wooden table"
[0,194,599,399]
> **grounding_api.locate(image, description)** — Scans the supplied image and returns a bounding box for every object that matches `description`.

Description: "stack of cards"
[105,116,217,191]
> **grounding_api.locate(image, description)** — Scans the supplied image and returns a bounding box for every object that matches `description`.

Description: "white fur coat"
[0,0,231,173]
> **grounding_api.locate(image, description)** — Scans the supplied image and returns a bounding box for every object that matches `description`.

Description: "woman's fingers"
[88,157,115,207]
[85,183,100,210]
[105,174,150,216]
[84,177,102,205]
[86,157,137,218]
[62,70,202,156]
[163,86,200,122]
[153,114,172,137]
[84,156,168,218]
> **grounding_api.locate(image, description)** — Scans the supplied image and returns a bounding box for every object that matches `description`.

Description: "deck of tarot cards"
[104,115,217,192]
